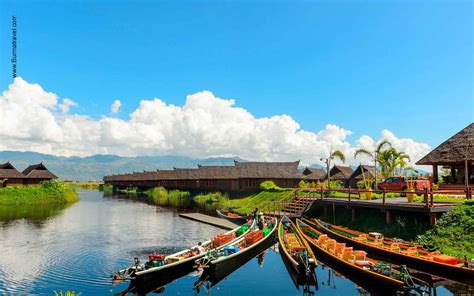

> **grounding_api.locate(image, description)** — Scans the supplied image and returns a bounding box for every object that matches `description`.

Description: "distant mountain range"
[0,151,247,181]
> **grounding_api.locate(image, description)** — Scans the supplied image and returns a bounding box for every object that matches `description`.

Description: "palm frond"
[331,150,346,163]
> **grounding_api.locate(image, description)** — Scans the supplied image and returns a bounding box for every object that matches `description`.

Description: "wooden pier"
[178,212,239,230]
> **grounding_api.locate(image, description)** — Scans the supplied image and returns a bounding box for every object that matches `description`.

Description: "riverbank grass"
[0,181,79,205]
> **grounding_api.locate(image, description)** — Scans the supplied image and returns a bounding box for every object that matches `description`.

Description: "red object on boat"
[245,230,263,245]
[148,253,166,261]
[212,232,236,247]
[228,213,240,218]
[433,254,459,265]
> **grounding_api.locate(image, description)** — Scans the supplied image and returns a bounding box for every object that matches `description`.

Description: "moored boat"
[216,209,249,225]
[113,221,253,295]
[278,216,318,291]
[304,217,474,286]
[194,217,278,290]
[296,219,411,295]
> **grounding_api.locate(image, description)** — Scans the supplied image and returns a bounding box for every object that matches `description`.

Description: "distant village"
[0,162,57,187]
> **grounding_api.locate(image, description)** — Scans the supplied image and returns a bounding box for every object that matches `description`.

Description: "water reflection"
[0,190,470,295]
[0,202,73,227]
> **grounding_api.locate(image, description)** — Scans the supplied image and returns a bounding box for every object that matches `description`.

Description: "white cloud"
[58,98,78,113]
[0,78,431,166]
[111,100,121,114]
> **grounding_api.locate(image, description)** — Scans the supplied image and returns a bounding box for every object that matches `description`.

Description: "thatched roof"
[327,165,353,180]
[104,161,305,181]
[302,167,326,180]
[0,162,24,179]
[350,165,376,180]
[22,163,57,179]
[416,123,474,165]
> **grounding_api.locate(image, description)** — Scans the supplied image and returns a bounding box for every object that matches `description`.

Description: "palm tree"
[378,148,411,178]
[321,149,346,193]
[354,140,391,188]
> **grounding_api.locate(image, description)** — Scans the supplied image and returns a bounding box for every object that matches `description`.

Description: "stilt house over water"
[416,123,473,189]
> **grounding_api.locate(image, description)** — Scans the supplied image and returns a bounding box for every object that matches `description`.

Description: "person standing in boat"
[258,212,265,230]
[252,208,259,222]
[197,242,206,254]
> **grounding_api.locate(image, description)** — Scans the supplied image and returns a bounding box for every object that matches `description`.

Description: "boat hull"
[129,256,198,295]
[206,231,277,286]
[305,218,474,286]
[297,220,405,295]
[216,209,248,225]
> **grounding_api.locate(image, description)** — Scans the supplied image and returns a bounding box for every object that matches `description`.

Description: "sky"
[0,0,472,166]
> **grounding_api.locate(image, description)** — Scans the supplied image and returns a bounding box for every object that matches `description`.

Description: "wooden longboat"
[296,219,406,295]
[304,218,474,286]
[116,222,254,295]
[216,209,249,225]
[195,218,278,289]
[278,216,318,290]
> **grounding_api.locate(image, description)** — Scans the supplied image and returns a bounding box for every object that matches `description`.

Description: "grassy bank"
[0,181,79,205]
[418,202,474,259]
[222,190,295,215]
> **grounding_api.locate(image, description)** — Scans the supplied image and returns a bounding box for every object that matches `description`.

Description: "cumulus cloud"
[0,78,431,166]
[58,98,77,113]
[111,99,121,114]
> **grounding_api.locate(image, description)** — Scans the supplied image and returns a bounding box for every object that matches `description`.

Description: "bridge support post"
[429,213,437,226]
[385,210,392,224]
[351,208,356,221]
[332,203,336,224]
[323,206,328,219]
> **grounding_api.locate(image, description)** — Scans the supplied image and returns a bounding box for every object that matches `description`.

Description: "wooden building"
[326,165,353,187]
[104,160,308,192]
[0,162,25,187]
[301,167,326,181]
[22,163,58,185]
[348,165,376,188]
[416,123,473,188]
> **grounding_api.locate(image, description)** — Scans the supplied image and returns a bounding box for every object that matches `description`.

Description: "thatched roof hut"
[0,162,24,186]
[416,123,473,185]
[22,163,57,184]
[327,165,353,180]
[348,165,376,188]
[302,167,326,180]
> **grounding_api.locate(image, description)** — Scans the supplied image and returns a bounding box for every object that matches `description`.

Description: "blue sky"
[0,0,472,160]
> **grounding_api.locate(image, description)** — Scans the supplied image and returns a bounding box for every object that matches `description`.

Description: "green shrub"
[418,204,474,258]
[260,180,287,192]
[0,181,79,205]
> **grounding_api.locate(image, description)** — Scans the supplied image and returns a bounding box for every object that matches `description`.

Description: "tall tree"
[354,140,391,188]
[321,149,346,193]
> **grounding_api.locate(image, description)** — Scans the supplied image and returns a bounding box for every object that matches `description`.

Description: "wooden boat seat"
[335,243,345,257]
[317,234,328,245]
[326,239,336,253]
[342,247,354,262]
[166,256,181,263]
[290,245,306,252]
[354,250,367,261]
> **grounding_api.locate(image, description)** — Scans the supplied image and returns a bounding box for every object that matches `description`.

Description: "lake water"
[0,190,466,295]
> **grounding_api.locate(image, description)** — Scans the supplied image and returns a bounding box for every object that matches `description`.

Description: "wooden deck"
[178,212,239,230]
[311,197,457,213]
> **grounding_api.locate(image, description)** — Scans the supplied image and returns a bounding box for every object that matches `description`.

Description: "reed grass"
[0,181,79,205]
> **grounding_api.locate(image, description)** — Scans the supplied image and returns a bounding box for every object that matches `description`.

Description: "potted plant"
[405,176,415,202]
[360,166,374,200]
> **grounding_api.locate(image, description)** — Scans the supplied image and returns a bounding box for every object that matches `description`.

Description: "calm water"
[0,190,463,295]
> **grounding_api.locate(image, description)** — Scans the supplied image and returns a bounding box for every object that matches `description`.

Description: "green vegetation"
[145,187,191,207]
[260,180,290,192]
[99,184,114,193]
[0,181,79,205]
[66,181,102,190]
[222,190,296,215]
[418,203,474,258]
